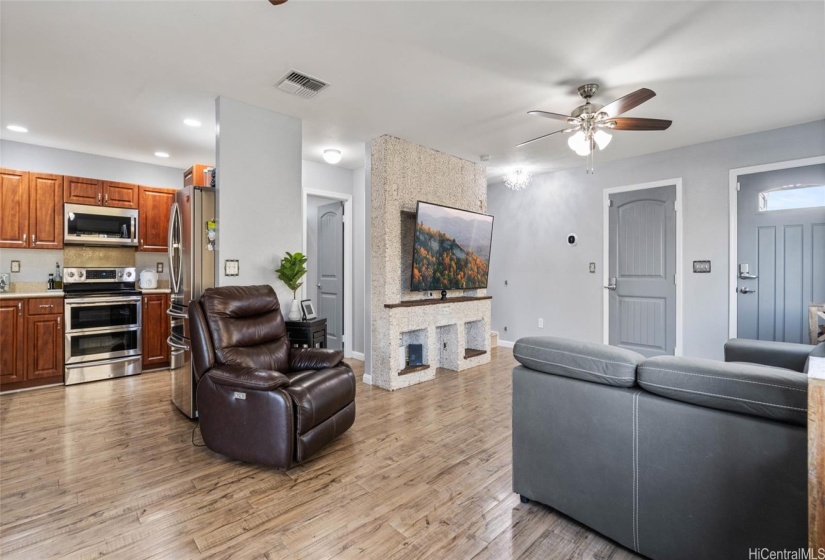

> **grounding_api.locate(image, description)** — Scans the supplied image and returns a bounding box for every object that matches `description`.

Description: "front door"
[317,201,344,351]
[736,164,825,343]
[608,185,677,357]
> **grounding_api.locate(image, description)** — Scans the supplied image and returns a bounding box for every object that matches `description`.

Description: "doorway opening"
[603,179,683,356]
[728,156,825,342]
[303,189,353,357]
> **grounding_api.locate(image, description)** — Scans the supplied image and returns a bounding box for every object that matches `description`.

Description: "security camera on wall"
[567,233,578,247]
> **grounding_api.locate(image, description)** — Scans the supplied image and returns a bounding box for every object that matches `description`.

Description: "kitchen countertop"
[0,291,64,299]
[138,288,171,294]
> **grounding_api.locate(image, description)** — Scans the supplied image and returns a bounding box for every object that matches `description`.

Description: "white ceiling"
[1,1,823,182]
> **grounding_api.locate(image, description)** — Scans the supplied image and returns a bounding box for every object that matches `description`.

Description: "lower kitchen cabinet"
[142,293,170,369]
[0,297,64,391]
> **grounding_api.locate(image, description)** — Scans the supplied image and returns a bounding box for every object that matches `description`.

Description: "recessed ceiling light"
[154,152,170,158]
[6,125,28,133]
[323,149,342,164]
[183,119,201,127]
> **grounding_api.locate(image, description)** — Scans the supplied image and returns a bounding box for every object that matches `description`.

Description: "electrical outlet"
[224,259,239,276]
[538,318,544,328]
[156,262,164,273]
[504,326,508,332]
[505,280,508,286]
[589,262,596,273]
[10,260,20,273]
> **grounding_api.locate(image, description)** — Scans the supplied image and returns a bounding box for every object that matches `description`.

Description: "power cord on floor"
[191,423,206,447]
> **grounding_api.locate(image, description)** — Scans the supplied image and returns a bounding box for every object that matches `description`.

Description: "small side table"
[286,318,327,349]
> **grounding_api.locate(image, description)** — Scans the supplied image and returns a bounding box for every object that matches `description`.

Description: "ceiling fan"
[517,83,672,172]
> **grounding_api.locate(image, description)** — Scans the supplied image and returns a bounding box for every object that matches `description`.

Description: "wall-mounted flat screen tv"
[410,201,494,291]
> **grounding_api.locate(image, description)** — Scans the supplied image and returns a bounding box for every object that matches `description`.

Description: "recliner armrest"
[724,338,814,373]
[206,365,290,391]
[288,347,345,372]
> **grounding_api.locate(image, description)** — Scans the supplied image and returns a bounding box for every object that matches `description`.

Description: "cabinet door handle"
[105,193,109,204]
[57,316,61,330]
[18,302,22,315]
[98,192,102,203]
[39,304,51,308]
[22,233,27,246]
[32,234,36,245]
[144,297,148,305]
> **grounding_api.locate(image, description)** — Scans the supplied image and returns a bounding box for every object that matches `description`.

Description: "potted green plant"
[276,251,308,321]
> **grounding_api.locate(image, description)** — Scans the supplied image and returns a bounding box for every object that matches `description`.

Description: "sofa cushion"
[513,336,644,387]
[638,356,807,426]
[804,342,825,374]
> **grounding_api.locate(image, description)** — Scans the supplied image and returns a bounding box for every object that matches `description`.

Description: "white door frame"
[727,155,825,339]
[302,188,354,358]
[603,178,684,355]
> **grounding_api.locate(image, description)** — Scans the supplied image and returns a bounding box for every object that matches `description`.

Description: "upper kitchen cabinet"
[64,176,138,209]
[29,173,64,249]
[102,181,138,209]
[0,168,29,248]
[64,176,102,205]
[139,186,176,252]
[0,169,64,249]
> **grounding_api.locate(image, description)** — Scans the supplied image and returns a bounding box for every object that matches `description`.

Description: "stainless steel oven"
[63,267,142,385]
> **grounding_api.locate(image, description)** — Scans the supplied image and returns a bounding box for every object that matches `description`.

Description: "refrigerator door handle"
[167,336,190,351]
[168,202,182,295]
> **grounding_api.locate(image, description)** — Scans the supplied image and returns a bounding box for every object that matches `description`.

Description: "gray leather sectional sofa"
[512,336,821,560]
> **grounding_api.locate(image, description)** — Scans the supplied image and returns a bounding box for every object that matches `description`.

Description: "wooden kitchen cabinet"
[0,299,26,385]
[142,293,170,369]
[0,169,29,248]
[0,169,63,249]
[64,176,138,209]
[29,173,64,249]
[138,186,176,252]
[0,297,64,390]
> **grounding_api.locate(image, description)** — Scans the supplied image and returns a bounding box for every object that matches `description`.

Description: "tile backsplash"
[63,246,135,268]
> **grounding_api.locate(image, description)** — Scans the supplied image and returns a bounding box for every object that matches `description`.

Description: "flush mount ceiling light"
[323,149,342,165]
[154,151,170,158]
[183,118,201,127]
[517,83,672,174]
[504,168,532,191]
[6,125,28,133]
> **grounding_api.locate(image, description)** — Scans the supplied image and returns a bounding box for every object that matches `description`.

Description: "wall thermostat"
[567,233,578,247]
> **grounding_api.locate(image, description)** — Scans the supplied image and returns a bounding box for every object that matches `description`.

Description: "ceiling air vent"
[275,70,329,99]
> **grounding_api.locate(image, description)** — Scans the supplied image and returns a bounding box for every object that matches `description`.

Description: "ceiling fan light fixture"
[568,131,591,156]
[594,129,612,150]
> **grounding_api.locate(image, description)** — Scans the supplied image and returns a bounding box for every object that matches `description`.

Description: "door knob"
[317,283,322,289]
[604,277,617,291]
[739,287,756,294]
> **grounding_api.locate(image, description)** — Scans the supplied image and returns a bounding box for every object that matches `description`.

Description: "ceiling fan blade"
[528,110,574,122]
[599,88,656,118]
[608,117,672,131]
[516,127,574,148]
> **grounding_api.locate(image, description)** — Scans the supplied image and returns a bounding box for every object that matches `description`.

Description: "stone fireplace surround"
[369,135,491,390]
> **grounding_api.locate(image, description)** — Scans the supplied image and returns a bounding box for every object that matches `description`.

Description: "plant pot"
[288,298,303,321]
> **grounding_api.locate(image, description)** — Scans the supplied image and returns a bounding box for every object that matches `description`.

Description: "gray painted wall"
[215,97,302,309]
[303,160,354,197]
[352,167,366,355]
[487,119,825,360]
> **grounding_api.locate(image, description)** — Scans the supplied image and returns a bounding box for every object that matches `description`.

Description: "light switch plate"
[589,262,596,273]
[10,260,20,273]
[156,262,164,273]
[224,259,239,276]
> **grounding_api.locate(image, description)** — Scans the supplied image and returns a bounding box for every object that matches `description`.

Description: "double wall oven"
[63,267,142,385]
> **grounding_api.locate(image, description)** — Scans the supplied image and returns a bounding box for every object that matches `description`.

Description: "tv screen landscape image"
[411,201,494,291]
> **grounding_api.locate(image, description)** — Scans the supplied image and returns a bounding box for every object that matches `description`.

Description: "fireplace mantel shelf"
[384,296,492,309]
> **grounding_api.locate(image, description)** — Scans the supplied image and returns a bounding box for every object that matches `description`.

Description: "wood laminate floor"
[0,347,639,559]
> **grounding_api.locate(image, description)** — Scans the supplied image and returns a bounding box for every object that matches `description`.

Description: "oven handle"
[167,336,190,351]
[66,296,142,306]
[166,308,187,319]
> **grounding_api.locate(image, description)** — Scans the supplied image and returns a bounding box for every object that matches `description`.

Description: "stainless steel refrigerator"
[168,185,216,418]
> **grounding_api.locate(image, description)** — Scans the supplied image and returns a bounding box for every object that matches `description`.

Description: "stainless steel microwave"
[64,203,139,247]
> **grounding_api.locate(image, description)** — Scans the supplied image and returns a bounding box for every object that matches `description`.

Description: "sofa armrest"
[724,338,814,373]
[206,365,290,391]
[288,348,345,372]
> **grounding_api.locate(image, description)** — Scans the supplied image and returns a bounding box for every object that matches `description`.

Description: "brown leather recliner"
[188,284,356,469]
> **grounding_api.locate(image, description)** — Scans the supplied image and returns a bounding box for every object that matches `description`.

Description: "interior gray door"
[737,164,825,343]
[317,201,344,351]
[608,185,677,357]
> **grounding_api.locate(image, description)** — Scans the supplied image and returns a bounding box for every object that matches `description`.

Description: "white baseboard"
[498,339,515,348]
[351,351,365,361]
[362,374,372,385]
